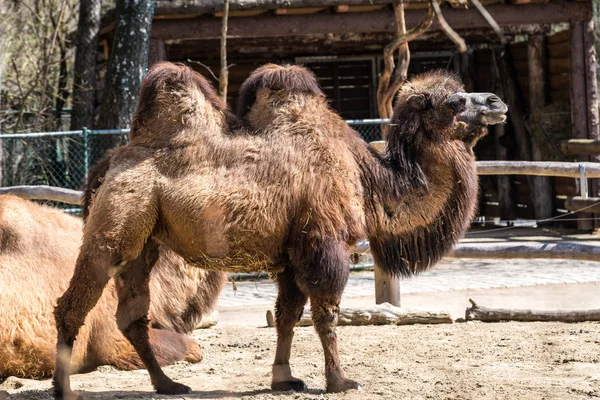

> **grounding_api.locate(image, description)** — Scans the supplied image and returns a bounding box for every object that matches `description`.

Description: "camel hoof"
[271,380,308,392]
[54,389,84,400]
[326,378,362,393]
[155,380,192,395]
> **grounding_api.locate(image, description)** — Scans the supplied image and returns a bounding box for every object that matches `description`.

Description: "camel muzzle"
[454,92,508,127]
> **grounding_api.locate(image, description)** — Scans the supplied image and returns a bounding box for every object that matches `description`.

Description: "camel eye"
[447,94,467,113]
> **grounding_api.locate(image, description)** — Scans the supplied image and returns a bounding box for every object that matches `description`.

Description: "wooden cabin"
[99,0,598,227]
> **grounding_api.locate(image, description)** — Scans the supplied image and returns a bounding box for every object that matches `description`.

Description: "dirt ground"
[3,283,600,400]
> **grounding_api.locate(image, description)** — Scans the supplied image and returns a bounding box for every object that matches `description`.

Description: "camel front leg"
[54,256,111,400]
[271,268,308,391]
[290,239,361,393]
[115,240,191,395]
[310,296,362,393]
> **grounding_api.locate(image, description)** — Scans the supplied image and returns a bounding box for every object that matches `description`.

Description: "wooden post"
[528,33,554,223]
[570,20,599,229]
[148,38,166,68]
[494,123,517,221]
[369,140,401,306]
[460,48,475,93]
[491,57,516,221]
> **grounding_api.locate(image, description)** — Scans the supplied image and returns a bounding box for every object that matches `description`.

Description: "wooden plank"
[561,139,600,156]
[550,73,571,89]
[547,29,569,44]
[154,0,396,15]
[334,4,388,12]
[214,9,267,17]
[565,197,600,213]
[548,41,569,58]
[0,186,82,205]
[476,161,600,178]
[274,7,326,15]
[548,58,569,74]
[150,2,593,40]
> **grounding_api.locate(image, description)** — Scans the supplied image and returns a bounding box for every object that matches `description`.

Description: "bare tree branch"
[377,0,435,132]
[219,0,230,101]
[432,0,467,53]
[469,0,506,44]
[187,59,220,82]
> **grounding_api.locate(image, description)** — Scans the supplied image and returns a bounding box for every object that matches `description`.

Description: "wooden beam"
[148,38,167,68]
[273,7,326,15]
[564,196,600,213]
[0,186,83,205]
[214,9,267,17]
[154,0,397,15]
[561,139,600,156]
[150,2,592,40]
[451,242,600,262]
[334,4,388,13]
[476,161,600,178]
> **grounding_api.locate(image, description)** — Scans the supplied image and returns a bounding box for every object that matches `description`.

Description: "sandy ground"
[3,282,600,400]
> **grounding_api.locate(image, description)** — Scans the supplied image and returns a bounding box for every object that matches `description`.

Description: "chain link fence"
[347,118,389,142]
[0,120,388,210]
[0,120,388,188]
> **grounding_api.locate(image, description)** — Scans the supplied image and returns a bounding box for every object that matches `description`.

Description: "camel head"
[130,62,232,140]
[237,64,325,129]
[391,70,507,147]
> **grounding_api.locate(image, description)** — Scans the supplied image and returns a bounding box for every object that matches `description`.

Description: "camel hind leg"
[290,239,361,393]
[114,239,191,395]
[271,267,308,391]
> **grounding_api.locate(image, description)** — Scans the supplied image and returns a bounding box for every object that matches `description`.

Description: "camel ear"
[407,94,427,111]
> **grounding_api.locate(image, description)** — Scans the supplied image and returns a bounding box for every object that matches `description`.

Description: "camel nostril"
[487,95,502,104]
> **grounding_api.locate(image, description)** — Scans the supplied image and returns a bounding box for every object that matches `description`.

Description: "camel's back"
[151,101,367,272]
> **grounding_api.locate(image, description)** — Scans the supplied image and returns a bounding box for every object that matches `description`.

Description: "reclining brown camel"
[53,63,507,399]
[0,194,225,380]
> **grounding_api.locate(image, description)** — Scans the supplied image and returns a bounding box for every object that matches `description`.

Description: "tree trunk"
[528,33,554,223]
[70,0,101,132]
[93,0,154,164]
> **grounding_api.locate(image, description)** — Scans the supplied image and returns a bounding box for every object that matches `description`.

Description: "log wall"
[473,29,576,225]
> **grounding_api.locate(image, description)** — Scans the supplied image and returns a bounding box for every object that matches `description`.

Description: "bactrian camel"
[0,193,224,379]
[53,63,507,398]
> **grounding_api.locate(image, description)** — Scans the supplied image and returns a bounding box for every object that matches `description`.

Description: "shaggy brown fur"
[0,195,224,381]
[83,152,228,332]
[53,63,506,399]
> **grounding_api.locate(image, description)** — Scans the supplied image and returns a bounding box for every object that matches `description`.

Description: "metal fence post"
[82,127,89,184]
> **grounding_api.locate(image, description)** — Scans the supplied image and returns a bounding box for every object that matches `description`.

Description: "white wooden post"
[369,140,401,306]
